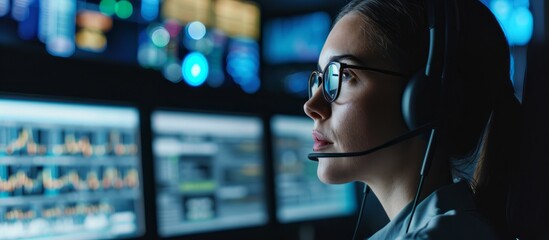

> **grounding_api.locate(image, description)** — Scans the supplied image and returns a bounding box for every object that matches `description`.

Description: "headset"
[306,0,460,238]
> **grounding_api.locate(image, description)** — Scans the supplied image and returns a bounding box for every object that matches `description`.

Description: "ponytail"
[474,80,522,239]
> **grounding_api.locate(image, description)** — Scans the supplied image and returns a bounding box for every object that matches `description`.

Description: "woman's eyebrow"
[330,54,363,64]
[317,54,365,71]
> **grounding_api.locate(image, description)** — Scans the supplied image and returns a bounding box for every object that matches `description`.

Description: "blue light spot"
[137,43,166,68]
[0,0,10,17]
[11,0,31,21]
[240,77,260,94]
[44,0,76,58]
[141,0,158,21]
[182,52,209,87]
[18,1,38,40]
[151,26,170,47]
[263,11,331,64]
[487,0,533,46]
[163,61,182,83]
[186,21,206,40]
[226,51,259,84]
[284,71,310,94]
[507,7,533,45]
[490,0,512,21]
[47,37,75,57]
[515,0,529,8]
[226,38,260,94]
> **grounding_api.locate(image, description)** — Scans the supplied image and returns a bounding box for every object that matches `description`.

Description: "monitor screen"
[271,115,356,223]
[151,110,268,237]
[262,11,331,65]
[0,97,145,239]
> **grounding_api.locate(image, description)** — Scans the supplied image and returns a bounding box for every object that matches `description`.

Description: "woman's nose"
[303,86,331,121]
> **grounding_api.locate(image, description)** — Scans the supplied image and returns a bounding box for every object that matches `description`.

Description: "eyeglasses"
[308,61,409,103]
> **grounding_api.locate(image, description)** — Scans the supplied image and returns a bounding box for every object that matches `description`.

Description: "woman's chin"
[317,160,354,184]
[318,175,348,184]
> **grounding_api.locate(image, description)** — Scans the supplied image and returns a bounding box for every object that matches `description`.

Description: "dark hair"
[336,0,522,238]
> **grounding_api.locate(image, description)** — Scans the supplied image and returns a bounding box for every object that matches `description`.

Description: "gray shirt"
[368,181,499,240]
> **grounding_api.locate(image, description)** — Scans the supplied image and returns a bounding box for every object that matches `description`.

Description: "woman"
[304,0,522,239]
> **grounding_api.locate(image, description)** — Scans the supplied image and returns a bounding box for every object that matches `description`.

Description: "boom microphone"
[307,122,437,161]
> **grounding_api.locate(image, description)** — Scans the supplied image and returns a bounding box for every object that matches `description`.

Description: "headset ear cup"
[401,68,439,130]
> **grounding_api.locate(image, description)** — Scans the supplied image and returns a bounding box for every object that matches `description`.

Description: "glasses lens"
[324,63,340,101]
[309,72,320,99]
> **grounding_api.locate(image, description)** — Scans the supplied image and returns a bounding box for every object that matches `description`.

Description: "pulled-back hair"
[335,0,522,238]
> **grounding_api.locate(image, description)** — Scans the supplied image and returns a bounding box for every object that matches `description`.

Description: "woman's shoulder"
[368,181,500,240]
[398,208,499,240]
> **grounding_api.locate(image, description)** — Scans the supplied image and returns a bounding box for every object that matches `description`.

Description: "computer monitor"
[0,96,145,239]
[151,110,268,237]
[271,115,357,223]
[262,11,331,65]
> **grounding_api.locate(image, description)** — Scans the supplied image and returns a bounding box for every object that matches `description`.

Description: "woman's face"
[304,13,418,184]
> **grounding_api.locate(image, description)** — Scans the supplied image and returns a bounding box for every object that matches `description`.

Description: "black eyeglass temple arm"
[342,63,411,78]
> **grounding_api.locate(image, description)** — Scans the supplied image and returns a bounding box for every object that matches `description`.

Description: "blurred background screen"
[262,11,330,65]
[151,110,268,237]
[0,96,145,240]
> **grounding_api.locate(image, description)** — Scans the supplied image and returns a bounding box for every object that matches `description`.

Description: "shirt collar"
[368,181,476,239]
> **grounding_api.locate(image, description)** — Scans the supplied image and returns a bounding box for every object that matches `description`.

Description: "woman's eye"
[342,69,353,81]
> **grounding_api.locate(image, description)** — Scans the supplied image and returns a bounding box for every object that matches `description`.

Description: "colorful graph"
[0,126,137,157]
[0,166,139,195]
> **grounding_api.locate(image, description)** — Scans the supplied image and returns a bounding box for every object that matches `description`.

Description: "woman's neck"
[367,154,453,220]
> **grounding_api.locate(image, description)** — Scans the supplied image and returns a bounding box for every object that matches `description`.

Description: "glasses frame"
[308,61,409,103]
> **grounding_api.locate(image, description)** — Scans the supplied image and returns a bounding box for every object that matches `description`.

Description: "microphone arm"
[308,122,437,161]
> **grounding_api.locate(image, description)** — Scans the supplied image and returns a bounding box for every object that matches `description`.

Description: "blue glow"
[11,0,32,21]
[240,77,260,94]
[182,52,209,87]
[163,61,182,83]
[38,0,49,43]
[18,0,38,40]
[226,39,260,93]
[507,7,533,45]
[515,0,529,8]
[284,71,310,94]
[227,52,258,83]
[263,11,331,64]
[45,0,76,57]
[490,0,512,21]
[141,0,158,21]
[47,37,75,57]
[0,167,6,197]
[186,21,207,40]
[0,0,9,17]
[138,43,167,68]
[150,26,170,47]
[487,0,533,46]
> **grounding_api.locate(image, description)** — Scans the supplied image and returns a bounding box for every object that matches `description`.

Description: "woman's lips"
[312,130,333,151]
